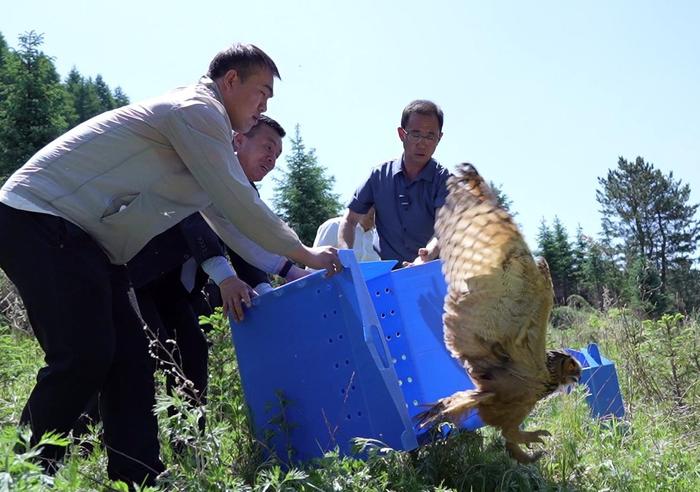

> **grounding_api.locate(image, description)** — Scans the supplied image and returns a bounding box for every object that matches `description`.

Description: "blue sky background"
[5,0,699,247]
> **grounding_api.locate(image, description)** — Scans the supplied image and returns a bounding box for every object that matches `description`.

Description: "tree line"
[0,31,130,180]
[0,31,342,246]
[2,31,697,318]
[536,156,700,317]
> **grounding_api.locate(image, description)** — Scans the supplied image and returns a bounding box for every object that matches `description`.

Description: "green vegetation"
[0,31,128,180]
[2,289,699,491]
[1,27,699,492]
[537,155,699,317]
[273,124,343,247]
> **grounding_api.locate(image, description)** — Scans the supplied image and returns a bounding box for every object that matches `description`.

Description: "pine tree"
[551,218,575,302]
[0,31,72,179]
[571,226,588,296]
[666,259,700,314]
[65,70,103,124]
[112,86,130,107]
[489,181,516,216]
[536,218,577,304]
[575,233,624,309]
[94,74,115,111]
[273,125,343,246]
[0,32,8,68]
[597,156,700,305]
[625,255,669,318]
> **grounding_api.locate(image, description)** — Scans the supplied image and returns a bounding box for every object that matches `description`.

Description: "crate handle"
[367,323,390,369]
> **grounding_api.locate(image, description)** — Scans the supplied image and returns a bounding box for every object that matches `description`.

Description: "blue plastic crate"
[231,251,625,463]
[230,251,417,463]
[361,259,483,433]
[567,344,625,419]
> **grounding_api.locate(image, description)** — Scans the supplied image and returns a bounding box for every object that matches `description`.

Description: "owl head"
[546,350,582,386]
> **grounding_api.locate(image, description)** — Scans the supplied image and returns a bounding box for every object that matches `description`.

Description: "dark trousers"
[135,269,209,413]
[0,203,164,485]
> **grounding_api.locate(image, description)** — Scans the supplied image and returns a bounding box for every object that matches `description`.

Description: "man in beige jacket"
[0,43,340,486]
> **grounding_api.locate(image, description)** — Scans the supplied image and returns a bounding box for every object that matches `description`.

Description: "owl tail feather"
[415,389,493,429]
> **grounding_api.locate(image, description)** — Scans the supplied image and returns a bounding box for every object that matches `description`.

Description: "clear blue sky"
[5,0,699,246]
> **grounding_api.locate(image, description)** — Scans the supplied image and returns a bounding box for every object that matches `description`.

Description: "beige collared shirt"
[0,77,300,268]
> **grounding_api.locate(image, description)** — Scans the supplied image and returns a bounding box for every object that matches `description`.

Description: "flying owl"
[417,163,582,463]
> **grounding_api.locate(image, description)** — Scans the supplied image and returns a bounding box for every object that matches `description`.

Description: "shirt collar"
[199,75,224,105]
[393,156,438,182]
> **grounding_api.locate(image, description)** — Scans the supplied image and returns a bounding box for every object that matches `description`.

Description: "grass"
[1,273,699,490]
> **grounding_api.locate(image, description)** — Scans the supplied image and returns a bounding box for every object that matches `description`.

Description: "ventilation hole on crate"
[398,379,403,386]
[345,359,350,365]
[375,291,381,297]
[390,309,395,315]
[401,354,407,361]
[322,313,327,319]
[385,288,390,293]
[407,377,413,383]
[380,313,386,319]
[396,331,401,337]
[412,400,419,406]
[351,385,356,390]
[386,335,392,341]
[338,334,343,340]
[332,309,337,315]
[328,338,333,343]
[391,358,397,364]
[357,411,362,417]
[334,363,340,369]
[346,414,352,420]
[316,288,321,294]
[340,388,345,394]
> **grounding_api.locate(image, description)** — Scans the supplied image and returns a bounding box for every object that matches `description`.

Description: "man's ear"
[397,127,405,142]
[233,132,245,151]
[223,69,240,90]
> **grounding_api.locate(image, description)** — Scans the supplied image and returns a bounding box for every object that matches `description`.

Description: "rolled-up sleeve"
[200,206,287,275]
[162,99,302,256]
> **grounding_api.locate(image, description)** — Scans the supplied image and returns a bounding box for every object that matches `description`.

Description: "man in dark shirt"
[130,115,299,408]
[225,115,294,293]
[339,100,450,265]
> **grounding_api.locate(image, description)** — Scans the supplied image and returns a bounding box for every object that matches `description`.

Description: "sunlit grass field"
[1,275,698,490]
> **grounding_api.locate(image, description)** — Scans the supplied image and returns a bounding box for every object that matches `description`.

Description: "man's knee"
[64,341,115,382]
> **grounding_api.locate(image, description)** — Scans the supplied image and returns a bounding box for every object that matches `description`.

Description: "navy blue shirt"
[348,157,450,264]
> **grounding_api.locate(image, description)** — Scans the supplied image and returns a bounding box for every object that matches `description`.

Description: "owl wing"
[437,164,554,362]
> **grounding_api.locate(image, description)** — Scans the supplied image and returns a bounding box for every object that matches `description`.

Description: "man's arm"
[202,206,341,276]
[338,209,363,249]
[177,214,258,321]
[403,236,440,267]
[163,102,304,258]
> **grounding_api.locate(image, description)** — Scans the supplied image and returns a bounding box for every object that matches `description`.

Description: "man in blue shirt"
[339,100,450,265]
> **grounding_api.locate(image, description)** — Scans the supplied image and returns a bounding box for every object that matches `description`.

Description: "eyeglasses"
[400,128,439,143]
[398,193,411,208]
